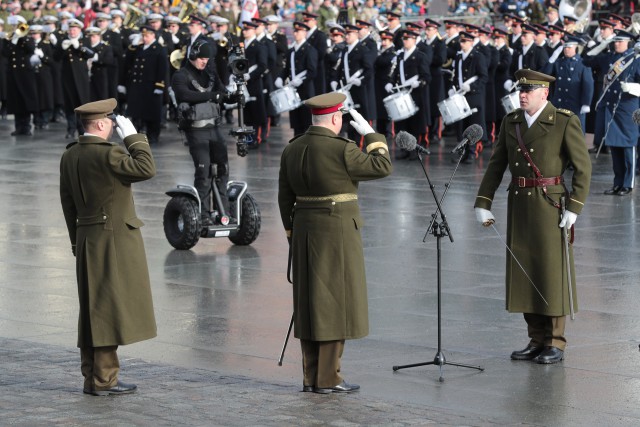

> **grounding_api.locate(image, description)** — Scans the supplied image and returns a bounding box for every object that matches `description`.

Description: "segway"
[163,165,261,250]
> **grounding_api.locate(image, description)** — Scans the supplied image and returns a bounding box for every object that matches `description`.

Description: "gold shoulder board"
[557,108,573,116]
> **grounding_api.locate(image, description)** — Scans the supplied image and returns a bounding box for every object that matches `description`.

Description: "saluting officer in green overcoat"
[278,93,393,394]
[474,70,592,364]
[59,99,157,396]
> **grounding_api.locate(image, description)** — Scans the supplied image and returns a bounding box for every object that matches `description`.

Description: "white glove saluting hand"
[503,79,513,91]
[559,210,577,228]
[115,115,138,141]
[348,108,375,136]
[274,77,283,88]
[475,207,495,227]
[384,82,394,93]
[330,81,339,91]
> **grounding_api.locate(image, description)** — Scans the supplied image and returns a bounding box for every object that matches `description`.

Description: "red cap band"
[311,103,343,115]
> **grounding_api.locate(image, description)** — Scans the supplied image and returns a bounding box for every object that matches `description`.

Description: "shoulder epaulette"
[557,108,573,116]
[507,108,522,117]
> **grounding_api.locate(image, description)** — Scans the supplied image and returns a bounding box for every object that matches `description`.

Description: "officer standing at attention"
[278,93,392,394]
[59,98,157,396]
[474,70,591,365]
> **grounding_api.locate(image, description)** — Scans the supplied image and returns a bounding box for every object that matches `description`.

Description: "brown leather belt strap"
[511,176,564,188]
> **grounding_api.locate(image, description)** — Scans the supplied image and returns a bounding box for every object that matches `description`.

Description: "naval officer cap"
[75,98,118,120]
[515,69,555,91]
[613,29,635,41]
[264,15,282,24]
[304,92,348,115]
[68,18,84,29]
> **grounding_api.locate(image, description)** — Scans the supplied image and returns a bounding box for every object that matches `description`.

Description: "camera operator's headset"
[188,39,209,61]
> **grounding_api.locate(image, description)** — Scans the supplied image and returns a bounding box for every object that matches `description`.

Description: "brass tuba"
[6,23,29,39]
[170,46,186,70]
[123,3,145,29]
[558,0,592,33]
[178,0,199,23]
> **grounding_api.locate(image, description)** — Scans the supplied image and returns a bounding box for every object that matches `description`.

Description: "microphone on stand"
[451,124,484,154]
[632,108,640,125]
[396,131,431,154]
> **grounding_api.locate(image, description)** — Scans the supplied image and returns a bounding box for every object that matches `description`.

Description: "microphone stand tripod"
[392,145,484,382]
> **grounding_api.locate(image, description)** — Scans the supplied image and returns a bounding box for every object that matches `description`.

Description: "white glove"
[30,54,41,67]
[580,105,590,114]
[559,210,577,228]
[49,33,57,45]
[172,34,180,44]
[243,73,250,81]
[448,88,456,97]
[410,79,420,89]
[503,79,513,91]
[115,115,137,140]
[61,39,72,50]
[11,36,19,45]
[330,81,338,91]
[35,48,44,58]
[385,83,394,93]
[117,85,127,94]
[475,208,495,226]
[212,32,222,40]
[461,83,471,93]
[587,39,596,48]
[71,39,80,49]
[620,82,640,97]
[348,108,375,136]
[0,32,5,39]
[291,76,303,87]
[226,81,237,92]
[153,88,163,95]
[92,53,99,62]
[129,33,141,46]
[548,45,563,64]
[274,77,283,88]
[347,75,362,86]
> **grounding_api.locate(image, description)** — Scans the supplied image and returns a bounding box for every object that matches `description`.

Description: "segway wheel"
[163,195,202,250]
[229,193,261,245]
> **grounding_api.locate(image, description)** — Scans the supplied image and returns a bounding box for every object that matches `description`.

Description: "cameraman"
[171,40,233,225]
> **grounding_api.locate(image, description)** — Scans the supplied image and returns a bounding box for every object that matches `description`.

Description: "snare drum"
[437,94,474,125]
[335,87,356,110]
[270,86,302,114]
[383,91,419,121]
[501,91,520,114]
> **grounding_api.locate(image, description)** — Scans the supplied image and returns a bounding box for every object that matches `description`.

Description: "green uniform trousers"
[80,346,119,392]
[524,313,567,351]
[300,339,345,389]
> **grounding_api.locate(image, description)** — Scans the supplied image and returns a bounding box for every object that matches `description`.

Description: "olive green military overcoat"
[278,126,392,341]
[60,134,157,348]
[475,103,591,316]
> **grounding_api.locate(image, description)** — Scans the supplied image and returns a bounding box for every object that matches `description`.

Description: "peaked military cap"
[252,17,267,25]
[423,18,440,28]
[386,11,401,19]
[563,15,578,23]
[515,69,555,90]
[379,30,394,40]
[563,35,583,46]
[613,29,635,41]
[85,26,101,35]
[547,24,564,35]
[547,4,559,12]
[355,19,372,28]
[492,28,508,38]
[521,23,537,35]
[68,18,84,29]
[598,18,615,28]
[458,31,475,42]
[301,12,319,20]
[304,92,347,115]
[165,15,181,25]
[111,10,126,19]
[329,26,346,36]
[402,29,420,38]
[147,13,164,22]
[189,15,208,26]
[344,24,359,33]
[242,20,259,29]
[140,25,156,34]
[42,15,58,23]
[29,25,43,33]
[75,98,117,120]
[95,12,111,21]
[264,15,282,23]
[406,21,425,30]
[292,21,310,32]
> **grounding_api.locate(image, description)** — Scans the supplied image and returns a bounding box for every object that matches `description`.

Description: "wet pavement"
[1,114,640,426]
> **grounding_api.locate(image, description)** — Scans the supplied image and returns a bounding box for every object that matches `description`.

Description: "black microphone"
[451,124,484,154]
[633,108,640,125]
[396,131,430,154]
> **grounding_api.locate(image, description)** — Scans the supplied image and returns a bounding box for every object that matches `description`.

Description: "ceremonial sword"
[561,197,576,320]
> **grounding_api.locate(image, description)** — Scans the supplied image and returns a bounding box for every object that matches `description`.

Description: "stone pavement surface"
[2,112,640,426]
[1,337,499,426]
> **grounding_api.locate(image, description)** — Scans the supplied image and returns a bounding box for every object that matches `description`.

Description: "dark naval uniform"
[3,34,38,134]
[88,41,115,101]
[306,26,328,94]
[281,39,317,136]
[425,33,447,140]
[242,36,268,144]
[475,75,591,358]
[125,39,168,145]
[374,44,396,136]
[278,92,392,391]
[545,53,594,132]
[509,43,549,79]
[33,39,55,129]
[495,43,513,124]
